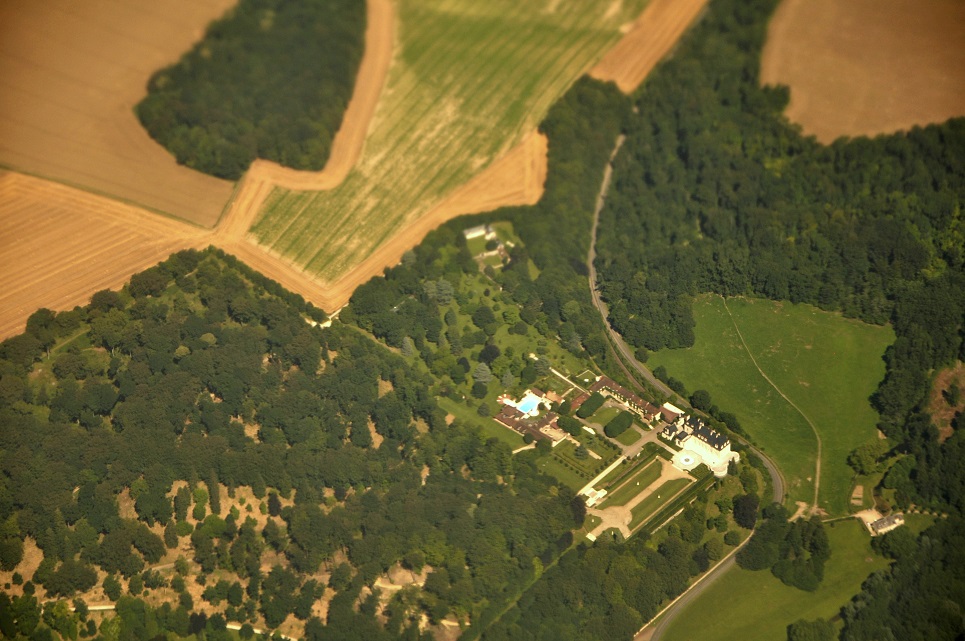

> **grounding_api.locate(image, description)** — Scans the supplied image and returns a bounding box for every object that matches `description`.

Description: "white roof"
[662,402,684,415]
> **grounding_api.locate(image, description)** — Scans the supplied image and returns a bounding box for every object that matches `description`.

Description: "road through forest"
[586,134,786,641]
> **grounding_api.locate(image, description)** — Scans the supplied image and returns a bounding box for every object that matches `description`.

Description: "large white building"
[661,414,739,477]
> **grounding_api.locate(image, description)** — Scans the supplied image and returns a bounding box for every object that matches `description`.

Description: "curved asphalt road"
[587,135,786,641]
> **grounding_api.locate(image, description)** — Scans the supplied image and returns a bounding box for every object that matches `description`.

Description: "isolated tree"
[787,618,835,641]
[472,363,493,384]
[690,389,712,411]
[733,494,760,529]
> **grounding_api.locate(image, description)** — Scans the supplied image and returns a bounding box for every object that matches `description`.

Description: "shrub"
[576,393,605,418]
[604,411,634,438]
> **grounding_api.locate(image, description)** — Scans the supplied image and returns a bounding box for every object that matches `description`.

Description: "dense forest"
[136,0,365,179]
[591,0,965,638]
[0,249,583,639]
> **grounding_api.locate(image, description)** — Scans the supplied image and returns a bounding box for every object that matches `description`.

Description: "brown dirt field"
[0,172,207,340]
[0,0,236,226]
[761,0,965,143]
[927,361,964,441]
[589,0,711,94]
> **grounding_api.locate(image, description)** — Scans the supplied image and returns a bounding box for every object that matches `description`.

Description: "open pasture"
[761,0,965,143]
[649,296,893,516]
[661,519,889,641]
[250,0,648,283]
[0,0,236,226]
[0,172,205,339]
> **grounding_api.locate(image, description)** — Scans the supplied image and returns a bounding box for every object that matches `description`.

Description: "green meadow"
[251,0,647,281]
[661,519,889,641]
[649,296,893,515]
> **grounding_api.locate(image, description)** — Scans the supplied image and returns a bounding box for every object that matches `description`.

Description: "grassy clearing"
[628,477,692,529]
[615,426,642,446]
[589,406,621,426]
[661,519,889,641]
[437,397,525,449]
[601,460,662,507]
[537,455,589,491]
[252,0,647,281]
[649,296,893,515]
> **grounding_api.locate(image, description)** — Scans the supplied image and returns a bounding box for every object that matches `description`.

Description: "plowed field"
[761,0,965,143]
[0,0,236,226]
[0,172,206,339]
[590,0,711,93]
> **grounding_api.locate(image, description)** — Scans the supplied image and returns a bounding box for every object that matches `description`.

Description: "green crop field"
[251,0,647,281]
[649,296,893,515]
[661,519,889,641]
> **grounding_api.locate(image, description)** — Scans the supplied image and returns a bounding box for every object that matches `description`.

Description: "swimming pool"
[517,393,541,414]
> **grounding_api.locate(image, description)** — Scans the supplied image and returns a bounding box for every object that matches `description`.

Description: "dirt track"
[761,0,965,142]
[0,0,236,226]
[590,0,711,93]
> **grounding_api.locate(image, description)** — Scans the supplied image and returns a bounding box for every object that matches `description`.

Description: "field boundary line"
[722,297,822,513]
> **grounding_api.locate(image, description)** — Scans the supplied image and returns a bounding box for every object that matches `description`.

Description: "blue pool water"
[517,395,540,414]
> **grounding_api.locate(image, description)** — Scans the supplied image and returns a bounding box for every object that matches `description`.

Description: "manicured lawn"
[649,295,893,515]
[466,235,488,256]
[661,519,890,641]
[537,454,589,491]
[628,477,692,529]
[904,512,937,535]
[615,426,643,446]
[598,458,636,488]
[601,459,663,507]
[589,406,621,426]
[253,0,648,282]
[553,440,613,479]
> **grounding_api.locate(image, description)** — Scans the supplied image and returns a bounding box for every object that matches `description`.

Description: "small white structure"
[462,224,496,240]
[584,487,608,508]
